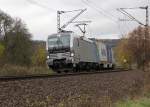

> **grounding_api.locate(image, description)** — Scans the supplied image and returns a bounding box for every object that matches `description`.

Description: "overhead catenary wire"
[26,0,56,11]
[117,8,146,26]
[81,0,118,24]
[81,0,127,38]
[26,0,127,38]
[117,8,146,37]
[123,15,132,35]
[85,0,129,37]
[117,16,129,37]
[86,0,118,21]
[117,19,123,37]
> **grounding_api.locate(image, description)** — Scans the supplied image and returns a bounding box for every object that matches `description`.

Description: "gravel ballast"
[0,70,144,107]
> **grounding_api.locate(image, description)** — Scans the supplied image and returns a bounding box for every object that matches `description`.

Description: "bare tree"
[0,10,33,66]
[0,10,13,39]
[127,26,150,68]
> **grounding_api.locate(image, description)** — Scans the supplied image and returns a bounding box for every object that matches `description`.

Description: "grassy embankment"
[116,71,150,107]
[0,64,54,76]
[116,98,150,107]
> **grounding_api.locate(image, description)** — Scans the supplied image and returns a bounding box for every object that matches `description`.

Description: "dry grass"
[143,71,150,97]
[115,69,150,107]
[115,98,150,107]
[0,64,53,76]
[57,94,112,107]
[26,94,113,107]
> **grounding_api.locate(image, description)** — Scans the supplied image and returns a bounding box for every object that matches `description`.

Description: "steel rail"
[0,69,130,81]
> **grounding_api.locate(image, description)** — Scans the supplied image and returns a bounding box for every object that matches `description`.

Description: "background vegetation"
[114,26,150,107]
[115,71,150,107]
[0,9,52,75]
[114,26,150,69]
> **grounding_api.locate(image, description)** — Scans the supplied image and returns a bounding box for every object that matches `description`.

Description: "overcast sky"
[0,0,149,40]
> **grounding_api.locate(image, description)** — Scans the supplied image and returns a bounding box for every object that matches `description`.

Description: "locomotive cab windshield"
[48,33,72,53]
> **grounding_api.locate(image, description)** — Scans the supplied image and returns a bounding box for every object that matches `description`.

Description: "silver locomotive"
[46,32,115,72]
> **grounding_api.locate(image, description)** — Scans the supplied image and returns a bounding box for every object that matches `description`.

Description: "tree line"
[0,10,46,67]
[115,26,150,69]
[1,9,149,69]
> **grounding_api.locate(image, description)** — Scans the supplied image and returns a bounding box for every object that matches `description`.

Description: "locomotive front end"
[46,33,74,71]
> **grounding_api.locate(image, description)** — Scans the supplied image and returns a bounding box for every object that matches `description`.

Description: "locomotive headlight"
[47,56,50,59]
[70,53,74,57]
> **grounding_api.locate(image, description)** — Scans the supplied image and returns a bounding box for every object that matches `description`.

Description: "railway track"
[0,69,130,81]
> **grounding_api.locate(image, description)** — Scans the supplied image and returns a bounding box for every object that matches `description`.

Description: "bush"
[114,38,133,68]
[1,10,33,66]
[0,42,5,66]
[3,19,32,66]
[0,42,4,57]
[32,45,46,66]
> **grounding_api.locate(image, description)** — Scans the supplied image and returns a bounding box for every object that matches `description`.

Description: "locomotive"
[46,9,115,72]
[46,31,115,72]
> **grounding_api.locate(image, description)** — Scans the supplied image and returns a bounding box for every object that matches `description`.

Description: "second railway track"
[0,69,130,81]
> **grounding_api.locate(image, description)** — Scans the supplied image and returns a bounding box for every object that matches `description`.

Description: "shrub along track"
[0,70,144,107]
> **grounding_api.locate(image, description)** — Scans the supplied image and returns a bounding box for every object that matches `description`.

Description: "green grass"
[115,98,150,107]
